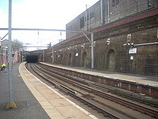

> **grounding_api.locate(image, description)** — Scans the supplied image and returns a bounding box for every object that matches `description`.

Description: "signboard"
[129,48,137,54]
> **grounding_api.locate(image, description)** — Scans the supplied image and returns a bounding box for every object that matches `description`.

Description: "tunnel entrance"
[26,55,38,63]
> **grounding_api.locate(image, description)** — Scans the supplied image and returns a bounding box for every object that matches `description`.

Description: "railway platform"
[40,62,158,98]
[0,63,97,119]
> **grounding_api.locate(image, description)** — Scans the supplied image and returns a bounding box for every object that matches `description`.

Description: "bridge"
[23,43,50,51]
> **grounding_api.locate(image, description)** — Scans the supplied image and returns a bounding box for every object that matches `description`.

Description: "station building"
[46,0,158,76]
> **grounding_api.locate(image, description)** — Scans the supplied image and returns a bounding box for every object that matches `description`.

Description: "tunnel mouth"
[26,55,38,63]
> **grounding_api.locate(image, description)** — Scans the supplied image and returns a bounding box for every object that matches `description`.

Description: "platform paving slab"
[19,62,97,119]
[0,63,50,119]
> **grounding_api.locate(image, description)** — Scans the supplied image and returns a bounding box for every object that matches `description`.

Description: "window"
[80,16,84,29]
[90,12,94,19]
[112,0,115,7]
[85,12,94,22]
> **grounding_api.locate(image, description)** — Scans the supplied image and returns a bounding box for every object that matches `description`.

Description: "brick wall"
[51,9,158,76]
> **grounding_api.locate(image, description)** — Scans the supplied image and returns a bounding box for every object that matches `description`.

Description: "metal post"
[21,47,23,62]
[3,47,7,64]
[101,0,103,24]
[52,47,54,63]
[43,50,44,61]
[8,0,13,107]
[5,0,17,109]
[108,0,110,23]
[86,5,88,31]
[89,5,91,30]
[91,33,94,69]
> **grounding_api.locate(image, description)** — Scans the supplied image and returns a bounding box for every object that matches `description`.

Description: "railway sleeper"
[91,89,158,117]
[60,85,76,94]
[73,83,92,92]
[69,92,120,119]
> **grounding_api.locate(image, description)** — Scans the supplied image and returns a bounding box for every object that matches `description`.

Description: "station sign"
[129,48,137,54]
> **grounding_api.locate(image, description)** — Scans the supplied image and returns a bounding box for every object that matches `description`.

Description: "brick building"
[51,0,158,76]
[0,39,22,66]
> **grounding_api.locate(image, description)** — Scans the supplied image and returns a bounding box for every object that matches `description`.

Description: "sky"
[0,0,99,46]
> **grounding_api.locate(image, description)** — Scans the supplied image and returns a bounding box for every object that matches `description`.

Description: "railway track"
[39,63,158,108]
[26,63,158,119]
[38,63,158,108]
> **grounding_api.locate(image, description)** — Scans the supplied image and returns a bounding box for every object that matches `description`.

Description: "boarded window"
[80,16,84,29]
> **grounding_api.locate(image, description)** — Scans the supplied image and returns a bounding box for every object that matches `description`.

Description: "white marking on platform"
[29,79,38,81]
[29,70,99,119]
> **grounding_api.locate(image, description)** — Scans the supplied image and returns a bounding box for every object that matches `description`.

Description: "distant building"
[0,39,22,64]
[50,0,158,76]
